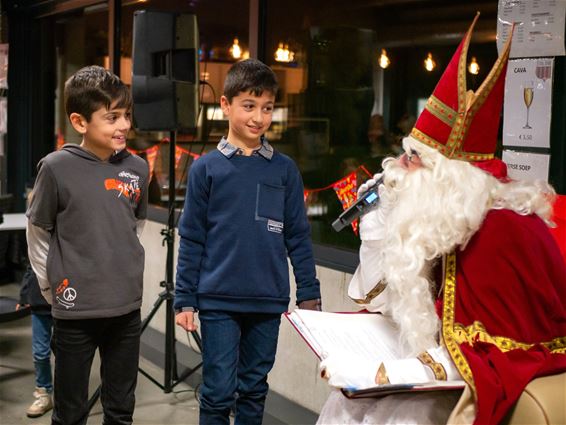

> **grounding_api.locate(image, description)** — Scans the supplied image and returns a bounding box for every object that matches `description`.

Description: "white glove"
[383,346,462,384]
[357,173,383,198]
[382,358,431,384]
[427,346,462,381]
[319,351,380,390]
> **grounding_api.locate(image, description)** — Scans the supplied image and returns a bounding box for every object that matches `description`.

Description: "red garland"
[304,166,373,235]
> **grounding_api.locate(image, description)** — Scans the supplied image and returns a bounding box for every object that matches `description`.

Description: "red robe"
[441,209,566,424]
[550,195,566,262]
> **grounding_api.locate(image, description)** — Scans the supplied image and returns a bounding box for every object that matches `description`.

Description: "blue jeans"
[32,313,53,392]
[198,311,281,425]
[51,310,141,425]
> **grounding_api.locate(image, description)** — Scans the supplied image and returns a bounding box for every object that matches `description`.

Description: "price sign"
[503,58,553,148]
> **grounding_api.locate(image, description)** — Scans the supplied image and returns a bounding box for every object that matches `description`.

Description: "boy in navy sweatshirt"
[175,58,321,425]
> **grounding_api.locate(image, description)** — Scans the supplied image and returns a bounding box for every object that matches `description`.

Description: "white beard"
[350,137,556,356]
[355,138,495,356]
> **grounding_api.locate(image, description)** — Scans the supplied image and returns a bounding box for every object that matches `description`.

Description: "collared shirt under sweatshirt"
[174,138,320,313]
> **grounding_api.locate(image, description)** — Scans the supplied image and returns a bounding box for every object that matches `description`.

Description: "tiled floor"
[0,283,201,425]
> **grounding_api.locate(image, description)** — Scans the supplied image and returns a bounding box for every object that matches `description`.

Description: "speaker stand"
[137,130,203,392]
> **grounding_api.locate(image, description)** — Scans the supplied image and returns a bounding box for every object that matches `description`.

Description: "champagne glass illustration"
[523,81,534,129]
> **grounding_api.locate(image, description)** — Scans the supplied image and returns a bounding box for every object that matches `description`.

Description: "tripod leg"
[138,289,170,392]
[141,290,167,333]
[163,293,176,393]
[171,330,203,389]
[190,330,203,351]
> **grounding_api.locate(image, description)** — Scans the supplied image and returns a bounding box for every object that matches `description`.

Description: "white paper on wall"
[0,44,7,89]
[497,0,566,58]
[0,97,6,135]
[503,58,553,148]
[502,150,550,182]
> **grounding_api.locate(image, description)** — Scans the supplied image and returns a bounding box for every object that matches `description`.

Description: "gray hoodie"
[27,144,149,319]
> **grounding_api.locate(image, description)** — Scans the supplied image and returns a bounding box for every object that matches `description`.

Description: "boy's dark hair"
[64,65,132,121]
[223,59,278,103]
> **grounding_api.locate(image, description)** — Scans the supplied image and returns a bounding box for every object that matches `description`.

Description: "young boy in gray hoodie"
[27,65,149,425]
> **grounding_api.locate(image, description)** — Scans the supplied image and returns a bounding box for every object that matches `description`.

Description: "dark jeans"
[51,309,141,425]
[199,310,281,425]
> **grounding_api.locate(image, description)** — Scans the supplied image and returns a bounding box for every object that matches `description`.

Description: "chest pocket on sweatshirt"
[256,182,285,222]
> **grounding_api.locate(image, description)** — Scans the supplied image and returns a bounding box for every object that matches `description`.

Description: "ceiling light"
[378,49,390,69]
[424,52,436,72]
[230,38,242,60]
[468,56,480,75]
[275,42,295,63]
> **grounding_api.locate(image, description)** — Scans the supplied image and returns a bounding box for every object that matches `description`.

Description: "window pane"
[264,0,498,251]
[54,8,109,148]
[120,0,250,208]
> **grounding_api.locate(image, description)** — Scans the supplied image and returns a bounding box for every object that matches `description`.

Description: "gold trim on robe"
[453,321,566,354]
[441,253,476,391]
[417,351,448,380]
[441,252,566,396]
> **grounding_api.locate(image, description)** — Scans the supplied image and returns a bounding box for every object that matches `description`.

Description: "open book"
[284,310,465,398]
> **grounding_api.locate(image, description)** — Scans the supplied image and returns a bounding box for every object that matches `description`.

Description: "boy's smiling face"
[69,100,131,161]
[221,90,275,150]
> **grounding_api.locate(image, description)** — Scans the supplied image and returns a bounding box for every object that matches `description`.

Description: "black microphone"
[331,177,383,232]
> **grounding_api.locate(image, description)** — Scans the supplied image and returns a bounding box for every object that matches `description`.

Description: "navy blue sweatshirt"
[174,144,320,314]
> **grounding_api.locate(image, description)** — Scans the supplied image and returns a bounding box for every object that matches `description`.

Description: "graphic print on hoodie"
[104,173,142,206]
[27,144,149,319]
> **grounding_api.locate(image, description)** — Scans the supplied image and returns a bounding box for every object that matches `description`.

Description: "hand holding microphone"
[357,173,383,198]
[332,173,383,232]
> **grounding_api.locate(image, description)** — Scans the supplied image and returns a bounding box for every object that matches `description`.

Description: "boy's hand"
[298,298,322,311]
[175,311,198,332]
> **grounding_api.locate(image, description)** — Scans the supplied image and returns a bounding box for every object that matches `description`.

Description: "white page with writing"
[290,310,402,363]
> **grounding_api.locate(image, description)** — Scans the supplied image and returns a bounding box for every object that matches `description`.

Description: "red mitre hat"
[410,13,513,164]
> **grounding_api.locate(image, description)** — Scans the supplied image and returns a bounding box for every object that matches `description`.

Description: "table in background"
[0,213,27,231]
[0,213,30,322]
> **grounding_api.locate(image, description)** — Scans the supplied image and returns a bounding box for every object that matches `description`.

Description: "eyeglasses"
[407,149,420,163]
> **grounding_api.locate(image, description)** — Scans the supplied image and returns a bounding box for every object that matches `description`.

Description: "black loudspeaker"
[132,11,199,131]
